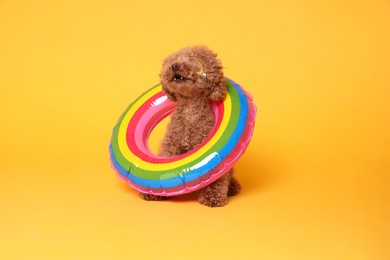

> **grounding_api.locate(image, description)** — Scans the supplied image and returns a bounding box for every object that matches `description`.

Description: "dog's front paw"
[198,189,228,207]
[140,192,167,201]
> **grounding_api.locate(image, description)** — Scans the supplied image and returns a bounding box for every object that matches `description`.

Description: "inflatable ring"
[109,78,256,196]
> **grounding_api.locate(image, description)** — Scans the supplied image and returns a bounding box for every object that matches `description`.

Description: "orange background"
[1,0,389,259]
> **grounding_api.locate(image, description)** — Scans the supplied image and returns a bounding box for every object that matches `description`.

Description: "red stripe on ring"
[125,91,225,164]
[122,95,256,196]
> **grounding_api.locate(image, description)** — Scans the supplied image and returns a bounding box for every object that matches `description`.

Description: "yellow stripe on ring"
[117,85,232,171]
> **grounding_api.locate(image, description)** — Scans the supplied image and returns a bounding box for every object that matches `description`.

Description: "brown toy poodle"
[140,45,241,207]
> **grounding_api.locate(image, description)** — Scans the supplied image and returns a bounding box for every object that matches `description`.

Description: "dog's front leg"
[139,193,167,201]
[198,170,233,207]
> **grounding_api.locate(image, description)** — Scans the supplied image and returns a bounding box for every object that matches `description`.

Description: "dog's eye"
[197,66,205,76]
[185,58,205,76]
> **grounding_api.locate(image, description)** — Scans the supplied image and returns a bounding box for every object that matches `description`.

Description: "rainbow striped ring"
[109,78,256,196]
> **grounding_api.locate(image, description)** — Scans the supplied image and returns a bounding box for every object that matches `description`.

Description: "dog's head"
[160,45,226,102]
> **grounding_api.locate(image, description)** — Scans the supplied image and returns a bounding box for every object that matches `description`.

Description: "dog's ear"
[209,76,226,102]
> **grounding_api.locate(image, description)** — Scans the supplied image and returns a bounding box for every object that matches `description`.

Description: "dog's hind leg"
[227,169,241,196]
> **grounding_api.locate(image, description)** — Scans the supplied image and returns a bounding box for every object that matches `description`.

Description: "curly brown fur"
[140,45,240,207]
[139,193,167,201]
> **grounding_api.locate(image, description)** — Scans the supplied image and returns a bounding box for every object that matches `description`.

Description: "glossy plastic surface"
[109,78,256,196]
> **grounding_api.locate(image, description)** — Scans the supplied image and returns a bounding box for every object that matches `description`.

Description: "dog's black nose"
[172,63,180,71]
